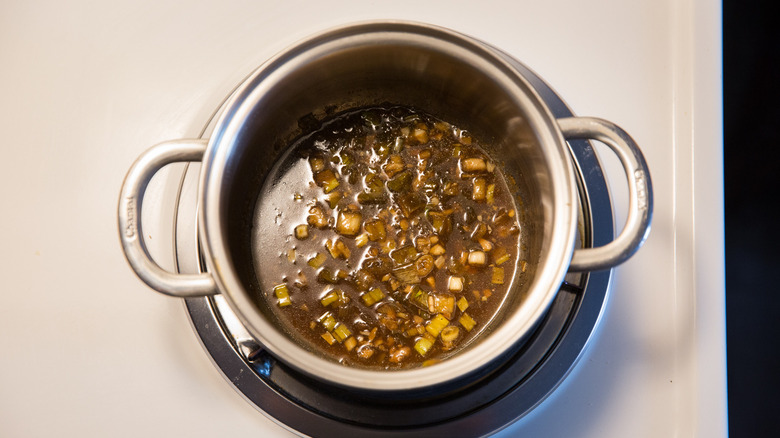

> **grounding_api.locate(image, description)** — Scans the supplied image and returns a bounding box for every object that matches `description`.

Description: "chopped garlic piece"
[467,250,486,266]
[448,276,464,292]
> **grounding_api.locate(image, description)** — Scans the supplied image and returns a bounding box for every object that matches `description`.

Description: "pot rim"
[198,20,578,391]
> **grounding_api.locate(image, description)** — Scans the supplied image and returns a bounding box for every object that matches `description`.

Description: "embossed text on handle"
[125,196,136,238]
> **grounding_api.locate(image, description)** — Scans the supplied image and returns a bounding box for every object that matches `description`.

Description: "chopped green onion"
[393,263,421,284]
[364,219,387,241]
[391,245,418,265]
[383,154,405,177]
[333,323,351,343]
[318,312,337,331]
[387,170,413,193]
[338,151,354,166]
[325,191,342,209]
[434,121,450,131]
[459,313,476,331]
[307,205,329,229]
[274,284,291,307]
[470,222,488,241]
[317,268,342,284]
[294,224,309,240]
[491,267,505,285]
[397,192,426,218]
[321,332,336,345]
[361,288,385,306]
[325,238,351,259]
[414,337,434,356]
[324,179,338,193]
[452,144,462,157]
[426,211,452,237]
[314,169,340,193]
[472,177,486,201]
[457,296,469,312]
[494,247,511,265]
[320,290,339,307]
[425,314,449,337]
[357,191,387,205]
[393,137,405,153]
[406,286,429,311]
[309,157,325,173]
[364,172,385,193]
[307,253,327,269]
[352,269,377,291]
[336,210,362,236]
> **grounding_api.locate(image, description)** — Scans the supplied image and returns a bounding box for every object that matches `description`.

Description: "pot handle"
[558,117,653,271]
[118,139,218,297]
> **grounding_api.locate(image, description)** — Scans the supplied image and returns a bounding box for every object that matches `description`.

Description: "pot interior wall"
[220,33,554,361]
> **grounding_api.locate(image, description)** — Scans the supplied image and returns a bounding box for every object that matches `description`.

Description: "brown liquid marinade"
[254,106,524,370]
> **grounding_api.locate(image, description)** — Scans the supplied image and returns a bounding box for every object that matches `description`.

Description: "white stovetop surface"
[0,1,724,437]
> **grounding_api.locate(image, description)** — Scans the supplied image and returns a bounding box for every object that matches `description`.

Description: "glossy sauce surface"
[252,107,525,369]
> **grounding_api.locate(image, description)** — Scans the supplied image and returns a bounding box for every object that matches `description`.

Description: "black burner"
[179,55,614,437]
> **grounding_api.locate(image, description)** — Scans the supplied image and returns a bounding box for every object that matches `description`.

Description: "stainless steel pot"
[118,21,652,392]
